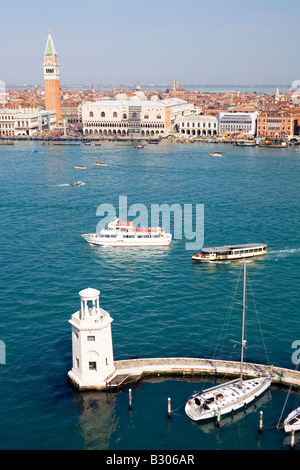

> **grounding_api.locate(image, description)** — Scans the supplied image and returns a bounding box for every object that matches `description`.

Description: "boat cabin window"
[205,397,215,404]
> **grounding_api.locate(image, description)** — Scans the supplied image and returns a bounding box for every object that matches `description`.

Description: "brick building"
[257,112,300,138]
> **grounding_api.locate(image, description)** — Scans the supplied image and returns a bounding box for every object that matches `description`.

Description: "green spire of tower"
[44,29,57,57]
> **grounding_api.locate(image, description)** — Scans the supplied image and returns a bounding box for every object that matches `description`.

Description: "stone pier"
[68,356,300,391]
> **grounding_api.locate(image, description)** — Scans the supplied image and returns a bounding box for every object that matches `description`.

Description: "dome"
[131,91,146,101]
[115,92,127,100]
[79,287,100,299]
[150,94,159,101]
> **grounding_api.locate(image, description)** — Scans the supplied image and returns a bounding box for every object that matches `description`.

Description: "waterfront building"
[218,111,258,136]
[256,111,300,138]
[0,108,56,136]
[179,114,218,137]
[82,86,193,137]
[14,109,56,136]
[43,29,61,125]
[68,288,115,389]
[0,109,19,136]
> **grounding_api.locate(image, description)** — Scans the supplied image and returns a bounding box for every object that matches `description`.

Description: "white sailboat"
[283,408,300,433]
[277,364,300,434]
[185,262,272,422]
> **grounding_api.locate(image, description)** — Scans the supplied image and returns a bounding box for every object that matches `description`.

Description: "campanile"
[43,29,61,125]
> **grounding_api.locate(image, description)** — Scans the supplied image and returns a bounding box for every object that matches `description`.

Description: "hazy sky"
[1,0,299,86]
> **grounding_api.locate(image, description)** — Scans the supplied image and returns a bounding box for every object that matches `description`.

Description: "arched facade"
[82,96,194,137]
[179,115,218,137]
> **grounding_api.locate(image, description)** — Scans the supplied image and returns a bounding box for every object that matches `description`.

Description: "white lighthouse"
[68,288,115,390]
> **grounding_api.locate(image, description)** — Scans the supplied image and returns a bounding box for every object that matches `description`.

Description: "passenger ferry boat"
[192,243,267,262]
[81,218,172,247]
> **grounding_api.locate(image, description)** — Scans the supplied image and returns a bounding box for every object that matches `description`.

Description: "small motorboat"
[135,145,145,149]
[94,162,107,166]
[211,151,223,157]
[69,181,85,187]
[74,165,86,169]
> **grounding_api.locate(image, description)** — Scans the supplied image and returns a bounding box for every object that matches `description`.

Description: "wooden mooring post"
[259,411,263,433]
[129,388,132,410]
[290,430,295,449]
[217,407,221,427]
[168,397,171,419]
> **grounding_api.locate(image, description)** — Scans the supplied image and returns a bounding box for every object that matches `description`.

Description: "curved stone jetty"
[68,356,300,391]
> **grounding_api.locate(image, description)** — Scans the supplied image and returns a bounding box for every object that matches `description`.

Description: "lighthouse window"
[89,361,97,370]
[87,336,95,341]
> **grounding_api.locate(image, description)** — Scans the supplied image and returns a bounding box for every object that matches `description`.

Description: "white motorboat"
[81,218,172,247]
[211,151,223,157]
[185,262,272,422]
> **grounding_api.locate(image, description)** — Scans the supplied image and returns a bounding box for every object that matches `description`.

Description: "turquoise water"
[0,140,299,450]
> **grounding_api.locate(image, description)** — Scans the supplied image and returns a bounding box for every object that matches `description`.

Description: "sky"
[1,0,299,87]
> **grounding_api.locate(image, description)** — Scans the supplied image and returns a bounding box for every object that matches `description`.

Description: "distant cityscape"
[0,30,299,144]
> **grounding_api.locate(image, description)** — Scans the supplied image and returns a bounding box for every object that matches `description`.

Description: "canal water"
[0,139,299,450]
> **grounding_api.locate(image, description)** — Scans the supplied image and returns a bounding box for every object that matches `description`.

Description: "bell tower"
[68,288,115,390]
[43,29,61,125]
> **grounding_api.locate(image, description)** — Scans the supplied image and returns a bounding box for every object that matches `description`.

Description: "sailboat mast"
[239,261,246,386]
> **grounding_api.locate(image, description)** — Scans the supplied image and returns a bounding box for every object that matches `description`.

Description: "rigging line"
[196,267,245,390]
[171,402,185,413]
[213,266,244,361]
[247,273,270,366]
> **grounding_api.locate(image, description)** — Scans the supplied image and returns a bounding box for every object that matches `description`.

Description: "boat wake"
[268,248,300,259]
